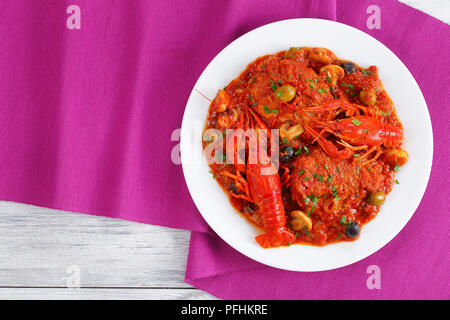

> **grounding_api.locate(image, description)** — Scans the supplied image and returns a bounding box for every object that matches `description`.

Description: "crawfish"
[247,152,295,248]
[224,105,295,248]
[304,115,403,161]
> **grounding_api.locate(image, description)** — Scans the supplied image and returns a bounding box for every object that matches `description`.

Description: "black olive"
[280,145,294,163]
[345,221,361,238]
[341,62,357,75]
[230,182,238,193]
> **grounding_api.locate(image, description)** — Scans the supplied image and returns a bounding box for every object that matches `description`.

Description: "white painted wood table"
[0,0,448,300]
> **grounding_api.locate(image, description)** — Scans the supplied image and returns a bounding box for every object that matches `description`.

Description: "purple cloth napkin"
[0,0,448,299]
[0,0,334,232]
[186,0,450,299]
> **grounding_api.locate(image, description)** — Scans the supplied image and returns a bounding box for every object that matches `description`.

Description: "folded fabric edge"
[185,265,268,300]
[0,195,214,234]
[184,231,269,285]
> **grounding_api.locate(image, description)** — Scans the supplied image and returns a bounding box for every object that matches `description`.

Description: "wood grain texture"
[0,0,447,300]
[0,288,215,300]
[0,201,191,288]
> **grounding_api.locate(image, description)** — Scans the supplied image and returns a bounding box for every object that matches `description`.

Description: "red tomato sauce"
[202,47,407,247]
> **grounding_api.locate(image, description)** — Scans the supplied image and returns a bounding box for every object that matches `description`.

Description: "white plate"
[180,19,433,271]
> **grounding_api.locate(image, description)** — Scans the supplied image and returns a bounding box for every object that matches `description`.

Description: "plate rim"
[180,18,433,272]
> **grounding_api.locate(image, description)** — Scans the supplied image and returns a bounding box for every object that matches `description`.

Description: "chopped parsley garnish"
[327,174,333,183]
[282,137,289,144]
[308,83,314,89]
[356,166,360,174]
[361,69,371,76]
[303,145,310,155]
[264,105,279,114]
[352,119,362,126]
[341,82,355,90]
[298,169,305,176]
[336,233,342,240]
[313,173,324,182]
[317,88,324,94]
[303,176,309,181]
[270,80,277,92]
[395,179,400,184]
[340,215,348,226]
[294,148,302,155]
[362,128,369,134]
[332,185,340,200]
[323,164,328,169]
[394,164,400,172]
[326,76,332,83]
[215,153,226,162]
[304,194,318,204]
[354,153,361,158]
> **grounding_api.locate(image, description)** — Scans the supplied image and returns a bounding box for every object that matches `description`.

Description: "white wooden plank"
[0,288,216,300]
[400,0,450,23]
[0,201,191,288]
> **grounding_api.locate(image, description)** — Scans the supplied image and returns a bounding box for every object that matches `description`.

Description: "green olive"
[367,192,386,206]
[275,85,296,102]
[359,87,377,106]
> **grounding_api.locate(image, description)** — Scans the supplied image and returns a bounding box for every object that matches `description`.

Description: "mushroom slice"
[290,210,312,231]
[280,122,304,142]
